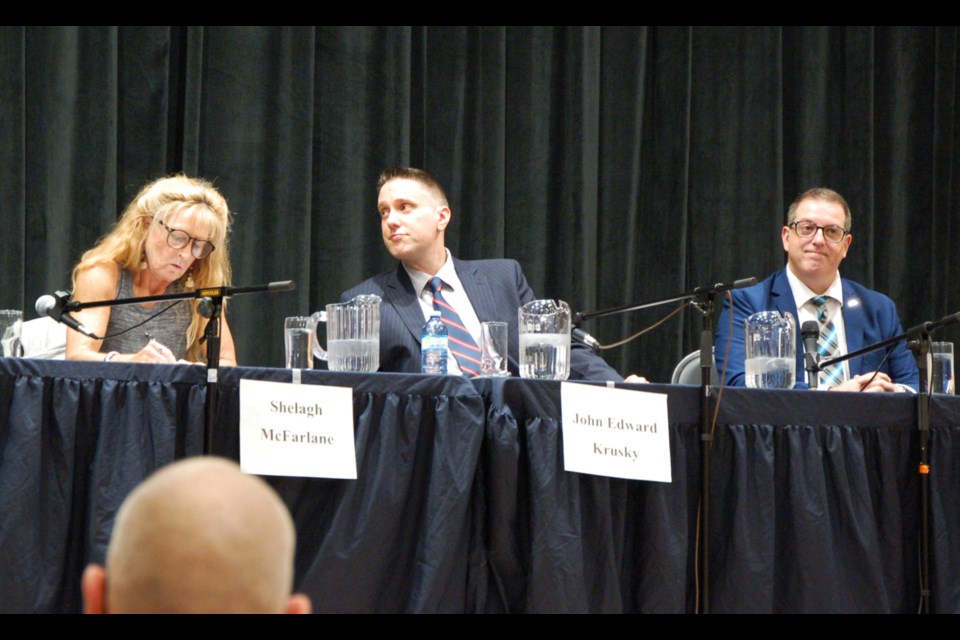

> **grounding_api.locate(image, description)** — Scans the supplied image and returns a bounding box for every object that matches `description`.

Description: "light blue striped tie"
[813,296,845,387]
[430,277,481,377]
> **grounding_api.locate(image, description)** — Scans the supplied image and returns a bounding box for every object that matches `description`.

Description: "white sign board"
[560,382,671,482]
[239,378,357,479]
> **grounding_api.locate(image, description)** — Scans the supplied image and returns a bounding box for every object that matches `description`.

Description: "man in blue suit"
[715,187,919,392]
[341,167,642,382]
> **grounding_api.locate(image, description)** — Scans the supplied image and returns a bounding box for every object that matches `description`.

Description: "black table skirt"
[2,358,959,613]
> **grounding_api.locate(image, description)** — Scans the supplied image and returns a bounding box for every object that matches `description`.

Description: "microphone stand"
[63,280,295,455]
[575,276,757,614]
[801,323,819,390]
[914,333,932,615]
[817,311,960,614]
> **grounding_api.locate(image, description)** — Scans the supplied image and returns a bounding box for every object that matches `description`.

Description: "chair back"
[671,348,719,385]
[20,317,67,359]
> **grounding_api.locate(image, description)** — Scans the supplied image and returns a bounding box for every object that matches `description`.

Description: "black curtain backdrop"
[2,26,958,383]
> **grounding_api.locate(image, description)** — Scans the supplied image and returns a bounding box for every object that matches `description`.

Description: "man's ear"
[287,593,313,614]
[436,206,451,231]
[81,564,108,614]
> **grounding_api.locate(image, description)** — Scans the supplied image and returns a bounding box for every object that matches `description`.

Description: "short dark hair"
[786,187,852,230]
[377,167,448,205]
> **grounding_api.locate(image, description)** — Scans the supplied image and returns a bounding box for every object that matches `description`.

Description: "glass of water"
[931,341,954,394]
[284,316,316,369]
[0,309,23,357]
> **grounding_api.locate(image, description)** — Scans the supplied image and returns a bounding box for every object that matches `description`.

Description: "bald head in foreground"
[82,456,312,614]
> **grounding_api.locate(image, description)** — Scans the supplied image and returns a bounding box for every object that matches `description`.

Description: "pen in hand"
[144,332,176,363]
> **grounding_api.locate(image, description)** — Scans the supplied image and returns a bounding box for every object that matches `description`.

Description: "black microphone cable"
[588,301,692,350]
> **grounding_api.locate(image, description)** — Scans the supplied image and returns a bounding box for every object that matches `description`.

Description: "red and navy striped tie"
[430,277,481,377]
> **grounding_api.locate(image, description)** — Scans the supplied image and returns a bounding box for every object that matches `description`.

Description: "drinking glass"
[931,341,954,394]
[284,316,316,369]
[479,321,510,377]
[0,310,23,357]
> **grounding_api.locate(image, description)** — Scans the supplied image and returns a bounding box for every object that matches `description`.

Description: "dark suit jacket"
[341,258,624,382]
[714,268,919,389]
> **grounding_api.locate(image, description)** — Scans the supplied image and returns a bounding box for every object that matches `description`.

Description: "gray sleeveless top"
[100,268,193,360]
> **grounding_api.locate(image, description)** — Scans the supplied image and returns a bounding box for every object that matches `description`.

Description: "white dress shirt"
[785,265,849,387]
[403,249,483,376]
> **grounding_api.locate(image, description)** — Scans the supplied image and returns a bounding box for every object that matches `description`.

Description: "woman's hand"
[127,338,178,364]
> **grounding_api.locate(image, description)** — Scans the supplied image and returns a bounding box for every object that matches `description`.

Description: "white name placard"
[239,378,357,479]
[560,382,671,483]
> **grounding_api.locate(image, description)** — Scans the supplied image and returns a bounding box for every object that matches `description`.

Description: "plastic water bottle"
[421,313,448,375]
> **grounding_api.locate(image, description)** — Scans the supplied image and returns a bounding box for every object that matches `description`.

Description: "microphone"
[693,277,758,297]
[35,291,101,339]
[801,320,820,389]
[905,311,960,337]
[267,280,295,292]
[572,328,601,352]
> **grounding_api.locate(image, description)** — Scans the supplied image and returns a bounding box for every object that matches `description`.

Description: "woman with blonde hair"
[66,174,237,365]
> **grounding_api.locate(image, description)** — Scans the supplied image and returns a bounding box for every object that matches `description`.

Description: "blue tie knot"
[813,296,829,324]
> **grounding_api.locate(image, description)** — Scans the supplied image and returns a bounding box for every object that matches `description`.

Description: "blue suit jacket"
[341,258,624,382]
[714,269,919,389]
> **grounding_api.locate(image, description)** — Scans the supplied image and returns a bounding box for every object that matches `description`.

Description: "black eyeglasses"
[789,220,849,243]
[159,220,216,259]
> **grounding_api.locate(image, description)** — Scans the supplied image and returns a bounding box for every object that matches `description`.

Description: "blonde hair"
[72,174,233,361]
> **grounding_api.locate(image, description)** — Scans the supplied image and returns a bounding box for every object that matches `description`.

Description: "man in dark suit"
[715,187,919,391]
[342,167,642,382]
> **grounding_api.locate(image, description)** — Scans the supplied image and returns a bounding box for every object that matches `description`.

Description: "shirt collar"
[403,249,462,296]
[785,264,843,309]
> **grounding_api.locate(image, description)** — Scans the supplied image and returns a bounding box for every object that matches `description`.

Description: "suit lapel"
[771,269,805,379]
[841,278,864,373]
[454,259,493,321]
[455,258,522,373]
[384,265,429,344]
[770,269,800,318]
